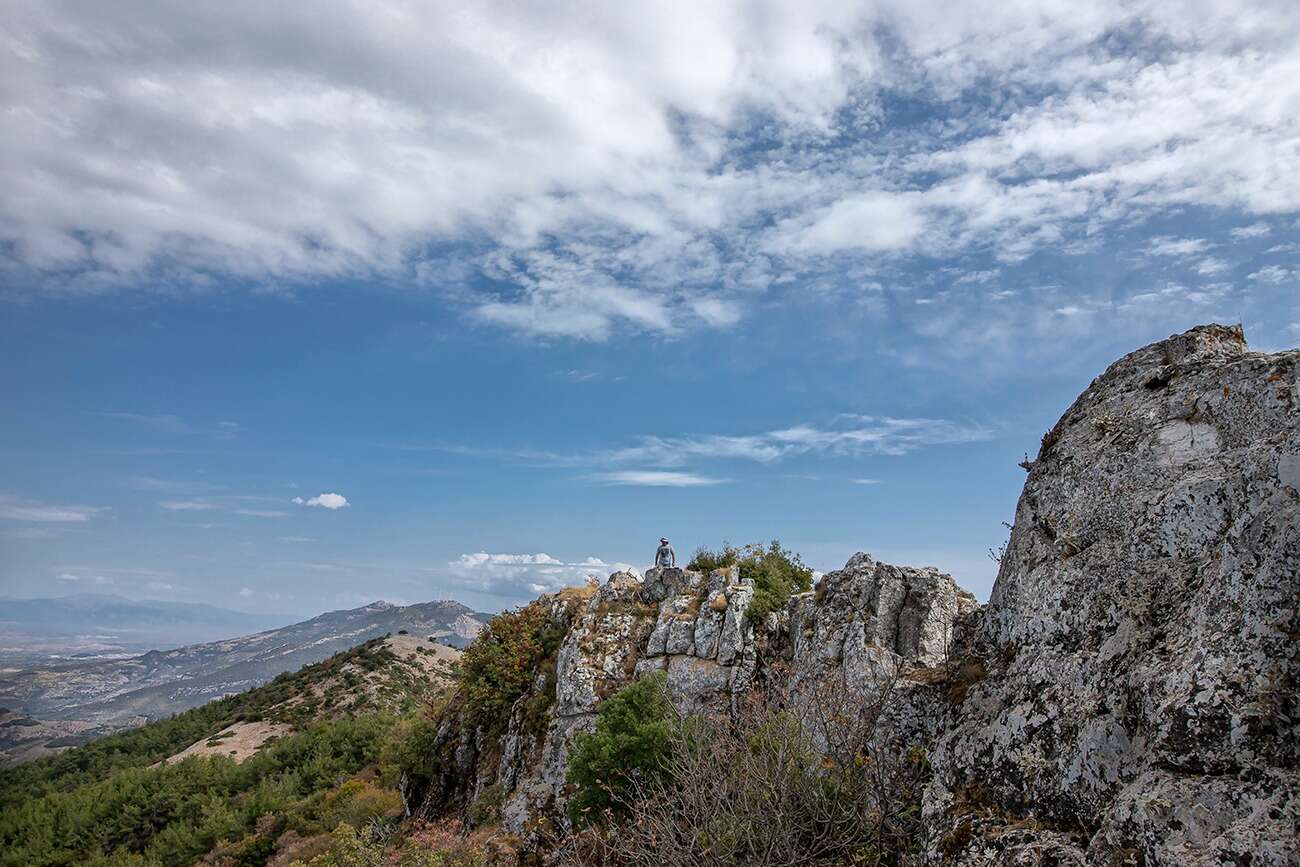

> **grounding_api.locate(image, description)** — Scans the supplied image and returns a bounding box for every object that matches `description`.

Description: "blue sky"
[2,1,1298,616]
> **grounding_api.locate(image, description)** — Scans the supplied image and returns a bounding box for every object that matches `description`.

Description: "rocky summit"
[429,325,1297,866]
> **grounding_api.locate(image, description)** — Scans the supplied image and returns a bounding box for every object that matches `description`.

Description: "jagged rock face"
[792,553,979,671]
[446,325,1297,867]
[928,325,1299,866]
[634,565,759,713]
[487,557,973,839]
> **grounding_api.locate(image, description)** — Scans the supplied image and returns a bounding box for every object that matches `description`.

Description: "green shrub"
[566,673,674,826]
[739,540,813,626]
[378,711,443,812]
[565,677,928,865]
[686,545,739,575]
[690,540,813,626]
[456,600,567,738]
[320,779,403,830]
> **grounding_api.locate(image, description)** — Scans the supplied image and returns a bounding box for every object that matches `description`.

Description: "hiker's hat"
[660,537,669,543]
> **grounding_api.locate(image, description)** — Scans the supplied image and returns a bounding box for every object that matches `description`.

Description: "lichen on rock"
[928,324,1299,866]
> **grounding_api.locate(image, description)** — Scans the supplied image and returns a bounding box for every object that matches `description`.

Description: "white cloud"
[851,478,883,485]
[474,283,673,342]
[440,415,990,477]
[447,551,635,599]
[239,587,254,597]
[607,417,988,466]
[589,471,729,487]
[160,500,220,511]
[767,417,989,456]
[292,493,350,509]
[0,494,103,523]
[1230,223,1271,239]
[690,297,744,328]
[1193,258,1230,276]
[234,508,289,517]
[776,191,928,254]
[3,1,1297,347]
[1146,237,1211,257]
[278,536,315,543]
[1249,265,1295,284]
[56,572,80,582]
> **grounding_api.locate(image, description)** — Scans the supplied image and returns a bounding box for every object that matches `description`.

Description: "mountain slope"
[0,599,487,764]
[0,633,459,805]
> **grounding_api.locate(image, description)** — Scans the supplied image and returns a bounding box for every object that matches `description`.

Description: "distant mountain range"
[0,593,293,662]
[0,598,489,764]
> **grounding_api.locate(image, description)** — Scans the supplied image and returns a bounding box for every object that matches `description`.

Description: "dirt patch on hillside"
[382,634,460,680]
[163,720,293,764]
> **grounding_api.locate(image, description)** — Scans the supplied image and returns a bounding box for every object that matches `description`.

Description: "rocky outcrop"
[926,324,1299,865]
[434,324,1298,867]
[457,555,977,846]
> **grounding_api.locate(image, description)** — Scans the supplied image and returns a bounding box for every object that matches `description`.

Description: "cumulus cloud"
[3,1,1298,347]
[292,493,350,509]
[447,551,634,599]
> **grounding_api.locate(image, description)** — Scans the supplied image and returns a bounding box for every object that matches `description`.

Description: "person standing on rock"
[654,536,676,568]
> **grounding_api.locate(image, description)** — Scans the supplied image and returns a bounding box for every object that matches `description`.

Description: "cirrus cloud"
[0,493,104,523]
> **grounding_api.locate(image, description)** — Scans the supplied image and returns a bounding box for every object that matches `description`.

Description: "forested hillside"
[0,634,462,866]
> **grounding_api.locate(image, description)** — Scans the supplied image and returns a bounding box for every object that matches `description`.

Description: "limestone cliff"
[928,323,1298,865]
[428,325,1297,866]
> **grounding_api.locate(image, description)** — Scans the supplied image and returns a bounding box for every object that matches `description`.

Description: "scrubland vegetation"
[688,540,814,624]
[560,668,926,866]
[1,541,930,866]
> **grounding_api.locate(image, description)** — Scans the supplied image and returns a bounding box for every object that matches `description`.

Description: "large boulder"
[926,324,1300,865]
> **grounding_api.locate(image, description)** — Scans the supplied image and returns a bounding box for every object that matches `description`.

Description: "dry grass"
[162,720,293,765]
